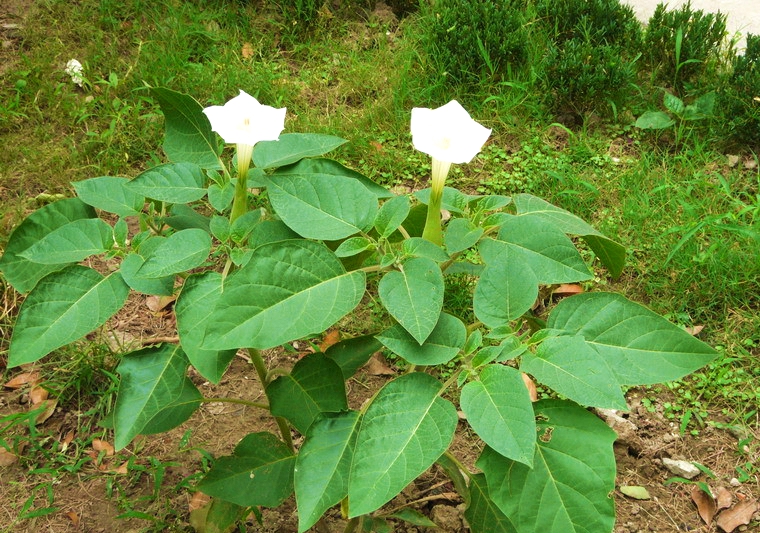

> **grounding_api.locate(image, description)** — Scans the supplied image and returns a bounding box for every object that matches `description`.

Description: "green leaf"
[19,218,113,264]
[378,257,444,344]
[497,215,592,283]
[207,181,235,212]
[334,237,374,258]
[271,158,393,199]
[348,372,457,517]
[229,208,262,243]
[204,240,365,350]
[114,344,201,449]
[295,411,361,532]
[548,292,718,384]
[209,215,230,242]
[198,432,295,507]
[176,272,236,384]
[376,313,466,366]
[267,352,348,434]
[402,237,450,262]
[150,87,221,169]
[445,218,484,254]
[118,253,174,296]
[9,266,130,367]
[0,198,96,293]
[414,186,472,214]
[73,176,145,216]
[635,111,675,129]
[253,133,348,168]
[375,195,410,238]
[388,509,438,527]
[465,474,518,533]
[165,204,210,231]
[247,219,299,251]
[264,172,378,240]
[663,92,685,115]
[325,335,382,379]
[521,335,627,410]
[128,162,207,204]
[136,228,212,278]
[478,400,617,533]
[461,365,536,466]
[512,194,625,278]
[475,195,512,212]
[474,239,538,327]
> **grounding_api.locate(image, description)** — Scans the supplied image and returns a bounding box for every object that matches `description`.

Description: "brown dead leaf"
[189,491,211,513]
[716,500,760,532]
[110,461,129,474]
[691,484,717,524]
[66,511,80,527]
[320,329,341,352]
[32,398,57,425]
[684,325,704,336]
[92,439,115,456]
[0,447,18,467]
[4,371,40,389]
[366,353,395,376]
[369,140,384,152]
[553,284,584,297]
[521,372,538,402]
[29,385,49,406]
[241,42,254,59]
[744,158,758,170]
[716,487,733,510]
[146,294,175,312]
[726,154,740,168]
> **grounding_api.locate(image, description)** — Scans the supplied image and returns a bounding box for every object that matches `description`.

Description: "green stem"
[421,158,452,245]
[247,348,295,452]
[230,142,254,224]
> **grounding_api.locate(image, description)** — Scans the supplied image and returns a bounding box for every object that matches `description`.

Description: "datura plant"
[0,88,717,533]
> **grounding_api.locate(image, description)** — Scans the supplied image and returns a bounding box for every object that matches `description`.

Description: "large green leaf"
[118,253,174,296]
[20,218,113,264]
[267,352,348,434]
[73,176,145,216]
[474,239,538,327]
[348,372,457,517]
[263,172,378,240]
[198,432,295,507]
[0,198,95,293]
[204,240,365,350]
[376,312,466,366]
[136,228,212,278]
[324,335,382,380]
[497,215,592,283]
[635,110,675,130]
[512,194,625,278]
[114,344,202,449]
[9,266,129,367]
[375,195,410,238]
[151,87,221,169]
[521,335,627,410]
[445,218,484,254]
[270,158,393,199]
[378,257,444,345]
[461,365,536,466]
[128,162,207,204]
[253,133,347,168]
[465,474,518,533]
[175,272,236,384]
[477,400,617,533]
[548,292,718,384]
[295,411,361,532]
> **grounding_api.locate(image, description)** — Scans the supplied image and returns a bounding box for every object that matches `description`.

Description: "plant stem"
[247,348,295,452]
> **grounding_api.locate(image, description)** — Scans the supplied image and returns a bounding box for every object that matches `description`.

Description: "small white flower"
[411,100,491,164]
[65,59,84,87]
[202,90,286,147]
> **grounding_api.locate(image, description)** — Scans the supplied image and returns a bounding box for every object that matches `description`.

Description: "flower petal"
[203,90,286,146]
[411,100,491,164]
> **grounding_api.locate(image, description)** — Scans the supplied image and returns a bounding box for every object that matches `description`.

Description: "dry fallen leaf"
[0,447,18,467]
[92,439,115,456]
[553,284,584,298]
[691,484,717,525]
[684,325,704,336]
[716,500,760,532]
[619,486,651,500]
[744,158,758,170]
[241,42,254,59]
[189,491,211,513]
[320,329,341,352]
[146,294,176,312]
[4,371,40,389]
[29,385,49,406]
[32,398,57,425]
[726,154,740,168]
[521,373,538,402]
[66,511,80,527]
[366,353,395,376]
[716,487,733,510]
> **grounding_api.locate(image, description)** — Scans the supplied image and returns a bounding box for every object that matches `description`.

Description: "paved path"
[622,0,760,50]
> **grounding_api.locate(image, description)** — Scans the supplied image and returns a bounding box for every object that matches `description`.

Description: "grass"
[1,0,758,527]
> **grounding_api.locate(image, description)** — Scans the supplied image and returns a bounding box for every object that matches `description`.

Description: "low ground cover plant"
[0,88,718,532]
